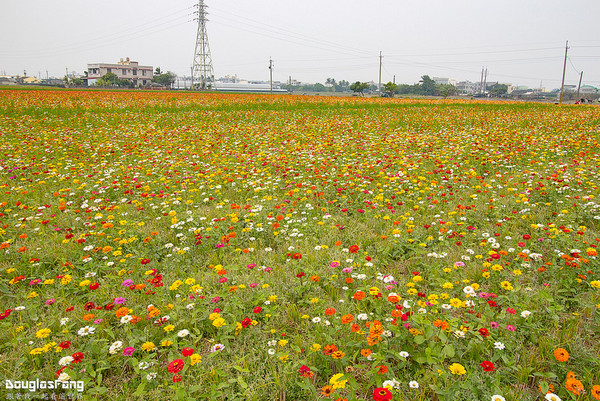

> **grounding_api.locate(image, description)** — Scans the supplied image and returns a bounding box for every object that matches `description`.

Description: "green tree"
[437,83,457,98]
[152,71,177,88]
[419,75,436,96]
[64,75,84,88]
[95,72,119,87]
[154,67,162,75]
[489,84,508,96]
[350,81,369,96]
[383,82,397,97]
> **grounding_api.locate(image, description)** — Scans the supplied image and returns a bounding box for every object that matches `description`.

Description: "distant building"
[432,77,457,86]
[580,85,598,95]
[0,75,17,85]
[456,81,478,94]
[86,58,153,87]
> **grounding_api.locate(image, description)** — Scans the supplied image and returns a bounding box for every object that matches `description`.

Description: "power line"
[1,14,193,58]
[209,7,374,57]
[0,6,194,57]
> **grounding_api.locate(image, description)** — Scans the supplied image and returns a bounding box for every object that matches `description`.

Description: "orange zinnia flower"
[554,348,569,362]
[360,348,371,357]
[591,384,600,400]
[115,307,130,318]
[565,377,584,395]
[331,350,345,359]
[325,308,336,316]
[323,344,337,355]
[353,291,366,301]
[376,365,388,374]
[321,385,334,397]
[341,314,353,324]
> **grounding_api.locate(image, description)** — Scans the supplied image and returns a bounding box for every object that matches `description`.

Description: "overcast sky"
[1,0,599,89]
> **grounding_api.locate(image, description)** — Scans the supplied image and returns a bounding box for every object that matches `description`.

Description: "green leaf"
[443,344,455,358]
[237,375,248,389]
[133,382,146,396]
[414,335,425,344]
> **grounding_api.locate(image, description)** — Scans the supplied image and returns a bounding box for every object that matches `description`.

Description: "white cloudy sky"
[1,0,599,89]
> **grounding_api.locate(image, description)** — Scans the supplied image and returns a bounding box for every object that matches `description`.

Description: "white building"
[87,58,153,86]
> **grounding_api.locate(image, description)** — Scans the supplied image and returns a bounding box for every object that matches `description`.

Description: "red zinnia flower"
[349,245,359,253]
[376,365,388,374]
[182,347,194,357]
[172,374,182,383]
[253,306,262,314]
[71,352,84,364]
[480,360,495,372]
[478,328,490,338]
[373,387,393,401]
[88,282,99,290]
[141,258,151,265]
[241,317,252,328]
[168,359,185,374]
[59,341,71,349]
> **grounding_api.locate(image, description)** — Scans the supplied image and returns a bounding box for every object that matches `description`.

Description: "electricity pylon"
[191,0,215,90]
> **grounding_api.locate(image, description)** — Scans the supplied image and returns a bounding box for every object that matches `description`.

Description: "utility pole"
[378,51,382,97]
[269,57,273,94]
[479,67,484,94]
[65,67,68,78]
[559,40,569,104]
[483,68,488,95]
[576,71,583,100]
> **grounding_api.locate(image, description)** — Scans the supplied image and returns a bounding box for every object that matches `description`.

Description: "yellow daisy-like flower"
[160,340,173,347]
[35,328,51,339]
[163,324,175,332]
[449,363,466,375]
[141,342,156,352]
[190,353,201,366]
[212,318,226,327]
[329,373,347,389]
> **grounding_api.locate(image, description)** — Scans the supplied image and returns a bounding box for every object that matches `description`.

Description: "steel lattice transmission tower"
[191,0,215,90]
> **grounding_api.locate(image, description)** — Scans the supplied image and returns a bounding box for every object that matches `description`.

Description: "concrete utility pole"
[479,67,484,94]
[483,68,488,94]
[576,71,583,100]
[378,51,382,97]
[559,40,569,104]
[269,57,273,94]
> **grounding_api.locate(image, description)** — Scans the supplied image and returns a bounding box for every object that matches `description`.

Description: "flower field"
[1,88,600,401]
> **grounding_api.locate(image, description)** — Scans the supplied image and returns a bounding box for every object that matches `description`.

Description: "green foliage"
[152,71,177,88]
[350,81,369,95]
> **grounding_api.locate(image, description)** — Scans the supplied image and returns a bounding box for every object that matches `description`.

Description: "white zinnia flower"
[109,341,123,354]
[59,356,74,366]
[77,326,95,336]
[57,373,71,383]
[409,381,419,389]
